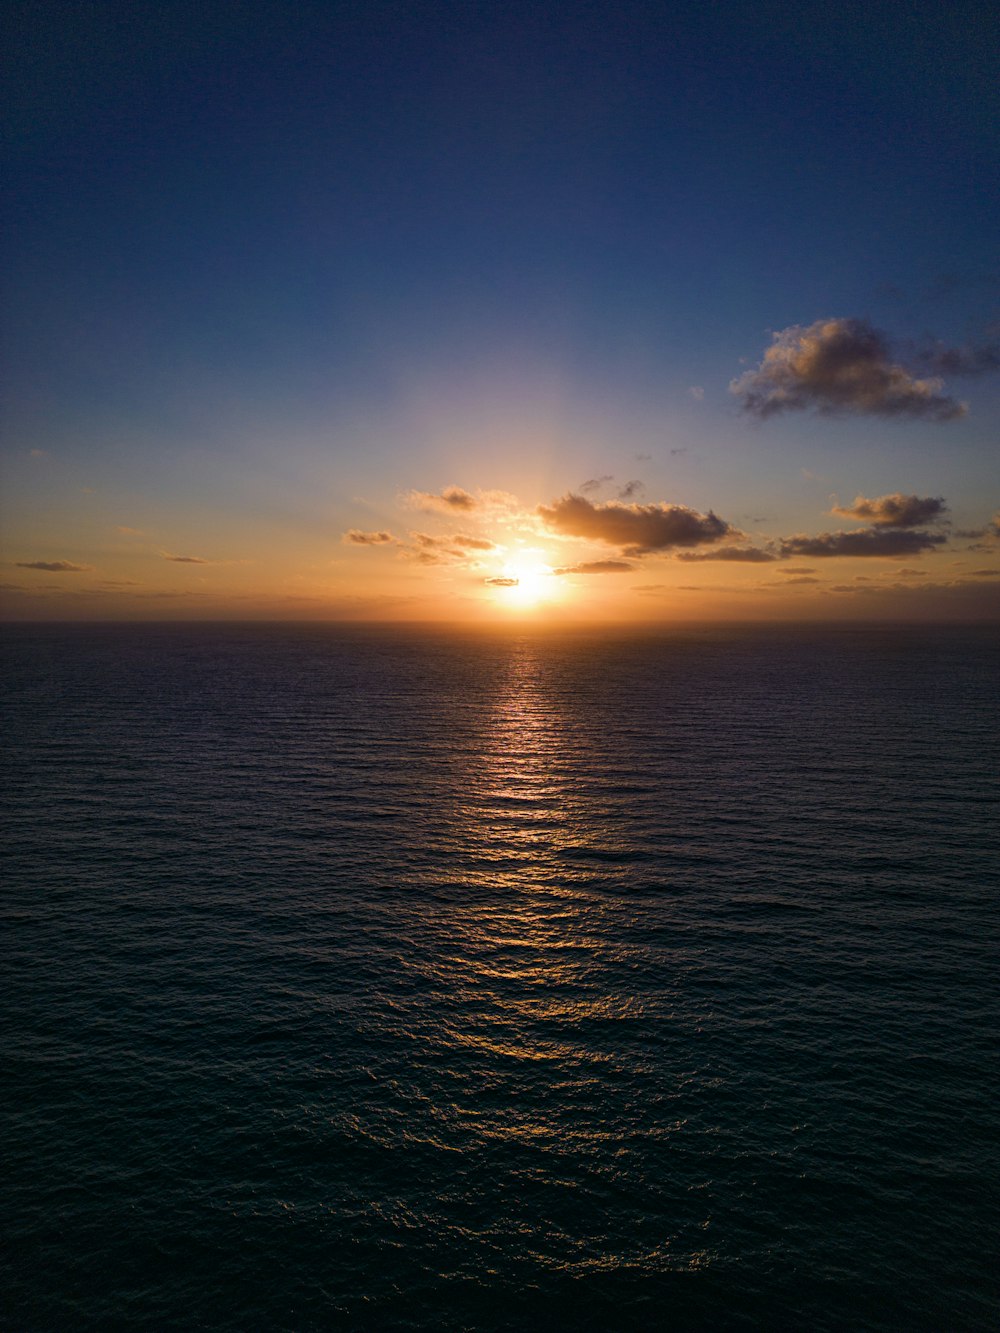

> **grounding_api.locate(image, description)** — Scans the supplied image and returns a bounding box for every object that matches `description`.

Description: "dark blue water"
[3,623,999,1330]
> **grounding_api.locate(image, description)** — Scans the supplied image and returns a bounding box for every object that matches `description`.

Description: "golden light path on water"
[395,636,713,1281]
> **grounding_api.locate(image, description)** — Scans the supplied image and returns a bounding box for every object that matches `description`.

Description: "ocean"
[2,622,998,1330]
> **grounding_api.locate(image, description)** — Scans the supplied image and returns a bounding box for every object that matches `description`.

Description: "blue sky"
[3,0,998,620]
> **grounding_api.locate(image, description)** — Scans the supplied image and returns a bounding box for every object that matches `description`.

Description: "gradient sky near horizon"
[3,0,998,622]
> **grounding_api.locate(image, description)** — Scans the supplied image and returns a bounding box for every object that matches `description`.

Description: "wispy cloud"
[553,560,635,574]
[403,534,453,564]
[484,576,518,587]
[394,531,499,566]
[824,577,1000,615]
[537,493,731,555]
[406,485,477,512]
[343,529,396,545]
[732,318,966,420]
[830,493,948,527]
[579,475,614,494]
[116,526,145,537]
[404,485,520,519]
[676,546,776,563]
[163,553,211,564]
[960,512,1000,548]
[451,534,497,551]
[908,333,1000,377]
[15,559,91,572]
[618,480,644,499]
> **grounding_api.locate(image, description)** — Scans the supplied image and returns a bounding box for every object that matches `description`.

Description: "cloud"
[553,560,635,575]
[781,575,822,585]
[960,512,1000,548]
[537,493,731,555]
[117,526,144,536]
[407,485,477,512]
[405,486,521,521]
[134,590,209,600]
[484,576,518,587]
[910,335,1000,377]
[344,529,395,545]
[830,493,948,527]
[163,554,210,563]
[618,480,644,499]
[823,577,1000,616]
[580,475,614,494]
[731,318,966,420]
[29,448,48,459]
[669,447,687,457]
[451,534,496,551]
[15,560,91,572]
[676,546,776,563]
[688,386,705,401]
[779,529,948,558]
[403,535,457,563]
[404,532,495,561]
[778,566,816,574]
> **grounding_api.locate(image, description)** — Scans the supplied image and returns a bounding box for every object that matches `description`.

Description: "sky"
[2,0,998,623]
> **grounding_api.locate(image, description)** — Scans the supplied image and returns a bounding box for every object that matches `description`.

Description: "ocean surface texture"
[3,623,998,1331]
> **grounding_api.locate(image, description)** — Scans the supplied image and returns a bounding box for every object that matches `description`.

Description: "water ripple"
[2,623,998,1330]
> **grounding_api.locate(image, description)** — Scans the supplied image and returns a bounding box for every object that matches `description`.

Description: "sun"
[494,550,557,608]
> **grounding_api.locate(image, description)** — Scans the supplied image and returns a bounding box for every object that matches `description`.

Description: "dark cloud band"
[538,493,730,555]
[15,560,91,572]
[676,546,776,563]
[779,529,947,558]
[830,493,947,528]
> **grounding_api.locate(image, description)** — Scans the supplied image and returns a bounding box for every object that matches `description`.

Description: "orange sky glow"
[3,469,997,624]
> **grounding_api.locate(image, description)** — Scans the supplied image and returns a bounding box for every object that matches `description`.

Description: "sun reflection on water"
[429,637,651,1065]
[364,636,713,1284]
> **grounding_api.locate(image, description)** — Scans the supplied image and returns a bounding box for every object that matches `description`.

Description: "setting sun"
[495,550,557,608]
